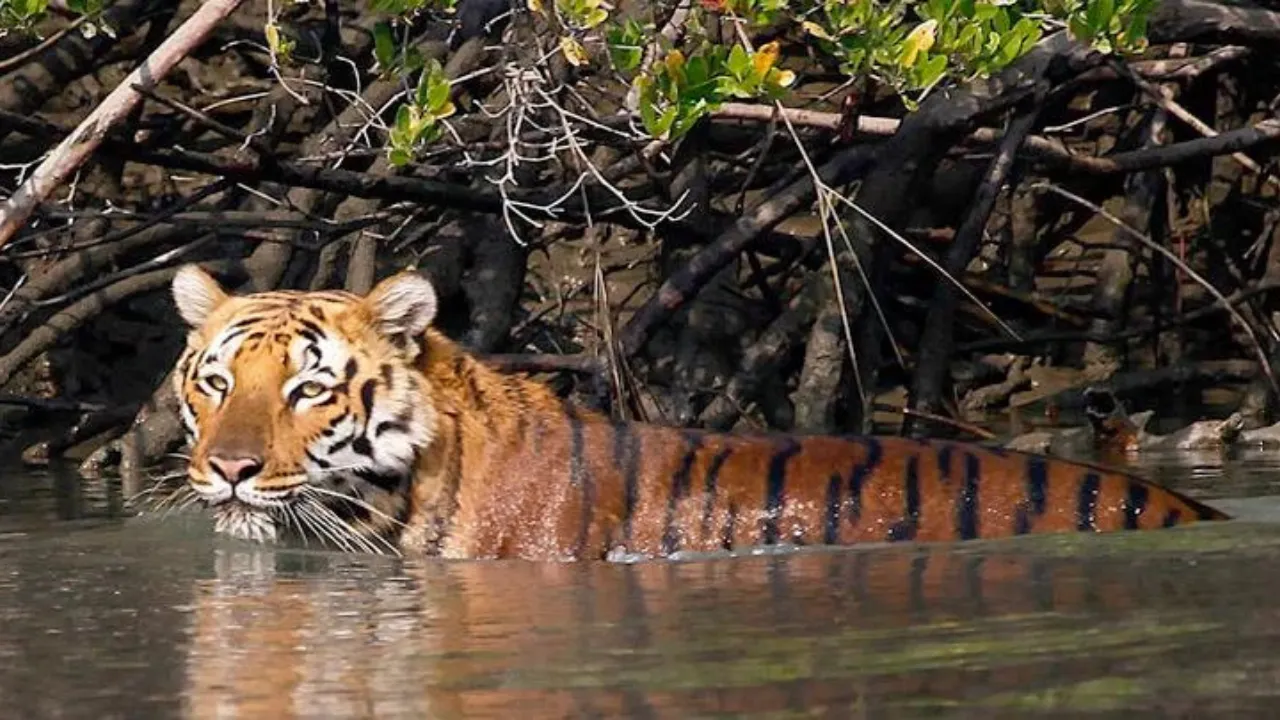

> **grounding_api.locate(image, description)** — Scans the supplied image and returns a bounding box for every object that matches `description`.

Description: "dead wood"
[0,0,249,249]
[907,98,1045,436]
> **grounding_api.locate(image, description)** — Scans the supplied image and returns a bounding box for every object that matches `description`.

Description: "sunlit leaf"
[751,40,782,79]
[900,19,938,67]
[561,35,590,66]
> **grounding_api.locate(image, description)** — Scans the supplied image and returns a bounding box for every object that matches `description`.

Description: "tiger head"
[169,265,439,548]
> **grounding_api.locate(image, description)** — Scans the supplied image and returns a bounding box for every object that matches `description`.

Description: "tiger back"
[167,265,1229,560]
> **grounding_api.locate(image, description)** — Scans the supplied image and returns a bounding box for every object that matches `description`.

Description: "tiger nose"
[208,455,264,485]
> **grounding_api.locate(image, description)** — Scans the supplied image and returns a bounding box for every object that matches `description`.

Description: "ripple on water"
[2,456,1280,717]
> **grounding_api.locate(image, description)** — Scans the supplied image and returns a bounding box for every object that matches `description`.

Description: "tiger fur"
[168,265,1228,559]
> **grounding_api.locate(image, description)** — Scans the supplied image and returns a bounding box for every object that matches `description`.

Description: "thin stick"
[0,0,247,250]
[1110,57,1280,190]
[1030,181,1280,399]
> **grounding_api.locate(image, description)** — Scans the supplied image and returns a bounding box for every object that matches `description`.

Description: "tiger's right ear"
[172,265,229,328]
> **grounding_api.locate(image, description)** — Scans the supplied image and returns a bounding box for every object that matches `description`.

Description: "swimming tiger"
[167,265,1228,559]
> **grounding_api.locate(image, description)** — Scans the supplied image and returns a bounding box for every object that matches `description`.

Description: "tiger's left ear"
[172,264,229,328]
[363,272,438,338]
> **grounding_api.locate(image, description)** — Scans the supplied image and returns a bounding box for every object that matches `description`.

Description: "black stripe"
[359,379,377,417]
[354,468,403,493]
[846,438,881,530]
[887,456,920,542]
[661,432,703,555]
[566,402,594,558]
[1123,481,1149,530]
[305,449,331,469]
[328,435,353,453]
[225,316,261,332]
[374,421,409,437]
[304,344,323,370]
[823,473,841,545]
[957,451,980,540]
[1015,453,1049,535]
[936,444,954,482]
[1195,501,1222,521]
[762,441,803,545]
[1162,508,1182,527]
[1027,454,1048,515]
[344,358,358,381]
[297,317,326,340]
[1077,472,1101,531]
[352,436,373,456]
[613,422,640,548]
[698,448,733,544]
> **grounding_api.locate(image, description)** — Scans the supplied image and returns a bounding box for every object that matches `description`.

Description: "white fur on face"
[285,333,434,486]
[179,323,254,507]
[170,272,442,552]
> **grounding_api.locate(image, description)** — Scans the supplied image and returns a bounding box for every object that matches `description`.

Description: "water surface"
[3,449,1280,718]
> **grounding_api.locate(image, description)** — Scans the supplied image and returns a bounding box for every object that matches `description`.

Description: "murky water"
[4,449,1280,718]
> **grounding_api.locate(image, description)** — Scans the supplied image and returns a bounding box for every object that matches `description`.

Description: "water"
[4,449,1280,718]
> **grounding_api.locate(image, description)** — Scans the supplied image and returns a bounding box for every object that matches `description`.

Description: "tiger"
[168,264,1229,559]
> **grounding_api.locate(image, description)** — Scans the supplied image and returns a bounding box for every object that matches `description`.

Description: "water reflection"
[2,454,1280,717]
[169,524,1280,718]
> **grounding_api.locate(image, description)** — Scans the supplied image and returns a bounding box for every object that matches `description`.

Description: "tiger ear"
[172,265,229,328]
[363,272,438,338]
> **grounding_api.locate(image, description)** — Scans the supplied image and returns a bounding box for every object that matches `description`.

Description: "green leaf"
[394,104,414,138]
[727,44,750,80]
[582,6,608,28]
[1086,0,1113,32]
[1068,14,1093,41]
[651,106,678,139]
[373,22,395,70]
[388,147,413,167]
[428,75,451,112]
[915,53,948,88]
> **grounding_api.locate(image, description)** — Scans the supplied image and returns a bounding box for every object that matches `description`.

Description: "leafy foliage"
[0,0,1158,149]
[386,59,457,167]
[0,0,50,36]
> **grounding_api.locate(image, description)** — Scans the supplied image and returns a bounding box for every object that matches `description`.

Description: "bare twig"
[0,393,104,413]
[1030,181,1280,399]
[1110,57,1280,190]
[0,0,248,249]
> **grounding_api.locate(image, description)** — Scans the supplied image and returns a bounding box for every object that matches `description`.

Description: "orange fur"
[168,266,1228,559]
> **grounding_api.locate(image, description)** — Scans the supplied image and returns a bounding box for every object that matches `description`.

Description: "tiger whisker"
[301,485,409,529]
[145,485,195,515]
[293,499,350,551]
[164,490,202,519]
[129,473,189,504]
[302,496,399,557]
[297,500,363,554]
[310,496,403,557]
[286,505,312,549]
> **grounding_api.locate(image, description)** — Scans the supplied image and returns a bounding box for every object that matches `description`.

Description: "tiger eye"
[205,375,229,393]
[298,381,327,398]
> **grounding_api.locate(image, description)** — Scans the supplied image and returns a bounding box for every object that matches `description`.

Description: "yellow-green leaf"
[561,36,589,67]
[801,20,835,41]
[900,19,938,67]
[752,40,781,78]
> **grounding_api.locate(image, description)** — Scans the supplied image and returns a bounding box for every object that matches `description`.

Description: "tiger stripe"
[169,266,1230,560]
